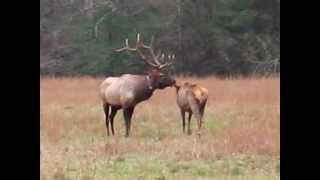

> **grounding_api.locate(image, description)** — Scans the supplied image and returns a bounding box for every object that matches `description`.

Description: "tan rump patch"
[191,85,208,104]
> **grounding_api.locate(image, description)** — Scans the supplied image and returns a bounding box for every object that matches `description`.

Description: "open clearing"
[40,76,280,180]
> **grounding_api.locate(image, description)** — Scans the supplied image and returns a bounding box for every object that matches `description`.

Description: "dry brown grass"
[40,76,279,179]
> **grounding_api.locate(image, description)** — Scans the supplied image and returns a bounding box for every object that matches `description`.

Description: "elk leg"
[192,108,201,134]
[196,113,201,133]
[187,93,201,134]
[199,101,207,128]
[109,106,118,136]
[103,103,110,136]
[188,112,192,135]
[123,107,135,137]
[180,110,186,133]
[191,106,201,133]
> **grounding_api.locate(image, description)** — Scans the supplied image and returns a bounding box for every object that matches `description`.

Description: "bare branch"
[94,13,108,39]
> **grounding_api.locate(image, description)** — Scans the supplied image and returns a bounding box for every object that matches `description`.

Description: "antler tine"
[136,48,159,68]
[136,33,141,47]
[114,39,128,52]
[159,53,165,62]
[114,34,159,68]
[139,34,175,69]
[158,53,176,69]
[140,35,154,48]
[114,38,137,52]
[135,33,159,67]
[155,50,162,59]
[114,33,175,69]
[159,61,173,69]
[139,35,163,66]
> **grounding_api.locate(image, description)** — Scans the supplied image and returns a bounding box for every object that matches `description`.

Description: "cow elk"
[100,33,176,137]
[175,82,208,135]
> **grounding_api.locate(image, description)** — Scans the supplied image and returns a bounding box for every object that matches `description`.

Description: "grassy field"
[40,76,280,180]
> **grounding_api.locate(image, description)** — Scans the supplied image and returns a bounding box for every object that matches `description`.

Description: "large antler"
[115,33,175,69]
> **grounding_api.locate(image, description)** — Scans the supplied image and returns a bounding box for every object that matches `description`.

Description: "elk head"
[115,33,176,89]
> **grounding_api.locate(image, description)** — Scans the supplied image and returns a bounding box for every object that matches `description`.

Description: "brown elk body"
[175,82,208,134]
[100,33,176,137]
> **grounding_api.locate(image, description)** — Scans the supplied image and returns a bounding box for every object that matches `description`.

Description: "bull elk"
[100,33,176,137]
[174,82,208,135]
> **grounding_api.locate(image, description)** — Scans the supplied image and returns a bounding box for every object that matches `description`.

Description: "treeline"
[40,0,280,77]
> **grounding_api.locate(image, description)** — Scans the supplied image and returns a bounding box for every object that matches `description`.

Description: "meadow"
[40,76,280,180]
